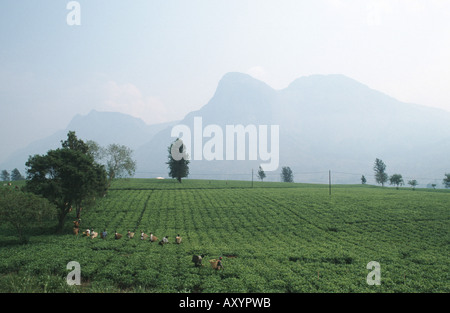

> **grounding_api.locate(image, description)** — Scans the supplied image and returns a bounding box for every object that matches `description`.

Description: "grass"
[0,179,448,293]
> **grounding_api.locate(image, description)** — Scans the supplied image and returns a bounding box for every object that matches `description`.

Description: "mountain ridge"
[0,110,178,176]
[2,72,449,187]
[134,72,450,186]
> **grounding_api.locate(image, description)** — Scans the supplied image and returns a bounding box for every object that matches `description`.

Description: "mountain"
[0,110,178,176]
[3,73,449,187]
[134,72,450,186]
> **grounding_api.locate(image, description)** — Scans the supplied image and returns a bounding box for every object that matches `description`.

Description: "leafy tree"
[61,130,89,153]
[0,187,57,242]
[389,174,404,189]
[431,184,436,189]
[443,173,450,188]
[25,131,108,232]
[257,166,266,182]
[408,179,418,190]
[1,170,10,182]
[167,138,190,183]
[11,168,25,181]
[361,175,367,184]
[104,144,136,181]
[281,166,294,183]
[373,158,388,187]
[86,141,136,181]
[86,140,105,162]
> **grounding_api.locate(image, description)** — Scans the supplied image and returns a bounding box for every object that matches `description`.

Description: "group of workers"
[73,219,181,245]
[73,219,223,270]
[192,254,224,271]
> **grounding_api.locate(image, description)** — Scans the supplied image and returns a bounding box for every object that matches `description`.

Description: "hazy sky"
[1,0,449,163]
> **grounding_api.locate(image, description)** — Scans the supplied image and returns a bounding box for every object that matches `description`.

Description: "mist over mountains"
[0,110,177,177]
[2,72,449,187]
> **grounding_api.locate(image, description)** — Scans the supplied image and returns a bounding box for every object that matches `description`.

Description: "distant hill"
[0,110,178,176]
[135,72,450,187]
[3,73,449,187]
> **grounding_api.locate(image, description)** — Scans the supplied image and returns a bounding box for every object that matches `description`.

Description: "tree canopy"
[25,131,108,232]
[257,166,266,182]
[86,141,136,182]
[1,170,10,182]
[11,168,25,181]
[443,173,450,188]
[408,179,418,190]
[0,186,57,242]
[281,166,294,183]
[167,138,190,183]
[373,158,388,187]
[361,175,367,184]
[389,174,404,189]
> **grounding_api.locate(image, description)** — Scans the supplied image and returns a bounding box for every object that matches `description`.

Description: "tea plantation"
[0,179,448,293]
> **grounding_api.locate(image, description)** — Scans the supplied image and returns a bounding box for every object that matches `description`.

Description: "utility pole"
[329,170,331,196]
[252,169,254,188]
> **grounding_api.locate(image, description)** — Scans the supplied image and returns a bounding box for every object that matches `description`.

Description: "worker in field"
[101,229,107,239]
[210,257,224,270]
[159,236,169,245]
[192,254,204,267]
[217,257,224,270]
[175,234,182,244]
[91,229,98,239]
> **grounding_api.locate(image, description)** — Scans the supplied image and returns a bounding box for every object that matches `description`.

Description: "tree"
[86,141,136,182]
[281,166,294,183]
[86,140,105,162]
[11,168,25,181]
[431,184,436,189]
[61,130,89,153]
[361,175,367,184]
[389,174,404,189]
[25,131,108,232]
[408,179,418,190]
[167,138,190,183]
[257,166,266,182]
[0,187,57,242]
[1,170,10,182]
[443,173,450,188]
[104,144,136,181]
[373,158,388,187]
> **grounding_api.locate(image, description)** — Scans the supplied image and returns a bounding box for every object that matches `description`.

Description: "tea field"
[0,179,448,293]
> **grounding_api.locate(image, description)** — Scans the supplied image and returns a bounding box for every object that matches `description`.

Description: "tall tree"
[281,166,294,183]
[443,173,450,188]
[86,140,105,162]
[104,144,137,181]
[389,174,404,189]
[61,130,89,153]
[11,168,25,181]
[257,166,266,182]
[361,175,367,184]
[167,138,190,183]
[25,131,108,232]
[408,179,418,190]
[0,187,57,242]
[86,141,136,182]
[1,170,10,182]
[373,158,388,187]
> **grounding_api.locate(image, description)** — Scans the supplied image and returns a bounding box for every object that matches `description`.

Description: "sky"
[1,0,449,163]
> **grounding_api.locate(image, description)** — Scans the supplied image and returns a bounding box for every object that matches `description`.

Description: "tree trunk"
[57,207,69,233]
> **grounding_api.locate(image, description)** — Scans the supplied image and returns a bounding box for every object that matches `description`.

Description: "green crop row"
[0,179,448,293]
